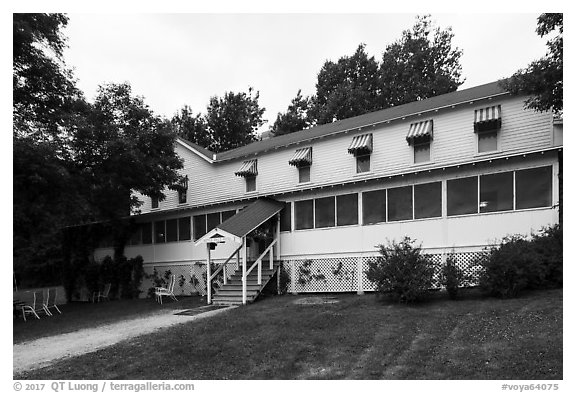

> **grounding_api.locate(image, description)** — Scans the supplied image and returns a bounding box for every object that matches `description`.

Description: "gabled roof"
[178,80,510,163]
[194,197,285,245]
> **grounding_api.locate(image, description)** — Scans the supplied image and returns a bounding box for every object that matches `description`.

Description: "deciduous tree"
[270,90,312,136]
[501,13,563,115]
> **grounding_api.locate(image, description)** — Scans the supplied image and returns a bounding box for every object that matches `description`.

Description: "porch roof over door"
[194,197,285,244]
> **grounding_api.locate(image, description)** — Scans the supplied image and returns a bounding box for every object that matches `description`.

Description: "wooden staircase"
[212,261,281,305]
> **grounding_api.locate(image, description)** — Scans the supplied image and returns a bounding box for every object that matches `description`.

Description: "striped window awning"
[348,133,373,155]
[288,147,312,167]
[474,105,502,133]
[234,159,258,177]
[406,120,433,145]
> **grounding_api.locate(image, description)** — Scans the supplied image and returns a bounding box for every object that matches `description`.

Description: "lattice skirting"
[142,251,487,296]
[284,251,488,293]
[145,261,238,297]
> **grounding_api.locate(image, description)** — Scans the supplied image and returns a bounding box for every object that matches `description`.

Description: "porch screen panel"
[221,210,236,222]
[447,176,478,216]
[480,172,513,213]
[362,189,386,224]
[337,193,358,226]
[516,166,552,209]
[295,199,314,230]
[178,217,191,241]
[414,182,442,219]
[166,219,178,242]
[388,186,413,221]
[154,221,166,243]
[142,222,153,244]
[129,225,142,245]
[193,215,206,240]
[280,203,292,232]
[315,196,335,228]
[206,212,220,232]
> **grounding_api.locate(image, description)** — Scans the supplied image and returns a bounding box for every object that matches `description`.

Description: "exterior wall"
[136,95,554,213]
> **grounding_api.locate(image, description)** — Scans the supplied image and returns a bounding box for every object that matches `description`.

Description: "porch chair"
[41,289,53,316]
[46,287,62,314]
[155,274,178,304]
[93,283,111,303]
[20,291,41,322]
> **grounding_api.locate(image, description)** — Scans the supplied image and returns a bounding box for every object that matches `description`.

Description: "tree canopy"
[271,15,464,135]
[501,13,563,115]
[171,88,266,153]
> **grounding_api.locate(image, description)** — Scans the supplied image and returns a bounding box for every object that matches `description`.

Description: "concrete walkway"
[13,305,236,374]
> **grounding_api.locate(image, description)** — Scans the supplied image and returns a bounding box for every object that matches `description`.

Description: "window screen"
[480,172,513,213]
[178,217,191,241]
[154,221,166,243]
[315,196,335,228]
[151,197,159,209]
[337,194,358,226]
[414,142,431,163]
[221,210,236,222]
[166,219,178,242]
[129,225,142,245]
[206,212,220,232]
[516,166,552,209]
[299,166,310,183]
[280,203,292,232]
[478,130,498,153]
[356,155,370,173]
[193,215,206,240]
[388,186,413,221]
[142,222,153,244]
[295,199,314,230]
[447,176,478,216]
[414,182,442,219]
[362,189,386,224]
[246,176,256,192]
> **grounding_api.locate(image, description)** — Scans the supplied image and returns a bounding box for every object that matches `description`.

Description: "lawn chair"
[155,274,178,304]
[93,283,111,303]
[46,287,62,314]
[20,291,41,322]
[41,289,53,316]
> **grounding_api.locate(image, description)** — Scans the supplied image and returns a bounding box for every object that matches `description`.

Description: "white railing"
[243,238,278,304]
[207,244,242,304]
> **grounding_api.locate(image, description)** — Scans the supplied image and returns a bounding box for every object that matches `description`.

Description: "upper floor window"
[289,147,313,183]
[474,105,501,153]
[151,196,159,209]
[235,159,258,193]
[177,175,188,204]
[406,120,433,164]
[348,133,372,174]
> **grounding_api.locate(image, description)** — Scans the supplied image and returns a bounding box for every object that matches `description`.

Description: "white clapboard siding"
[135,95,553,213]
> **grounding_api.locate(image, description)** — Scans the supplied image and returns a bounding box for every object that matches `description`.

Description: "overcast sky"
[62,13,549,131]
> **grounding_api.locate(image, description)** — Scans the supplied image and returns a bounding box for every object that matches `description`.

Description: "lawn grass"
[13,296,206,345]
[15,288,562,380]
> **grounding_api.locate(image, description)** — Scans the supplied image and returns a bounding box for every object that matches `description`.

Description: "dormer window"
[235,159,258,192]
[406,120,433,163]
[289,147,312,183]
[474,105,501,153]
[348,133,373,173]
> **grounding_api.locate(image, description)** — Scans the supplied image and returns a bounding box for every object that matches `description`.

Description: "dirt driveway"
[13,305,235,374]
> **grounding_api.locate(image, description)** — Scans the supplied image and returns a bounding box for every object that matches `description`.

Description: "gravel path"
[13,305,236,374]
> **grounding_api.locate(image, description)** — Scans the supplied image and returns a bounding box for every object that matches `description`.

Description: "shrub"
[440,253,464,300]
[479,236,545,298]
[531,224,562,288]
[366,237,435,303]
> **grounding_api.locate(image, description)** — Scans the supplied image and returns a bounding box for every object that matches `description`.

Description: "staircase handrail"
[245,239,277,278]
[210,244,243,282]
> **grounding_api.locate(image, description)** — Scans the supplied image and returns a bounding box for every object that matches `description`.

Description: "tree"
[379,15,464,108]
[501,13,563,115]
[170,105,211,147]
[13,13,82,141]
[205,88,266,153]
[270,89,312,136]
[309,44,381,125]
[73,83,184,221]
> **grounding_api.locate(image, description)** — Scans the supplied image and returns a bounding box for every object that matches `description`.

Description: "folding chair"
[155,274,178,304]
[93,283,111,303]
[20,291,41,322]
[47,287,62,314]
